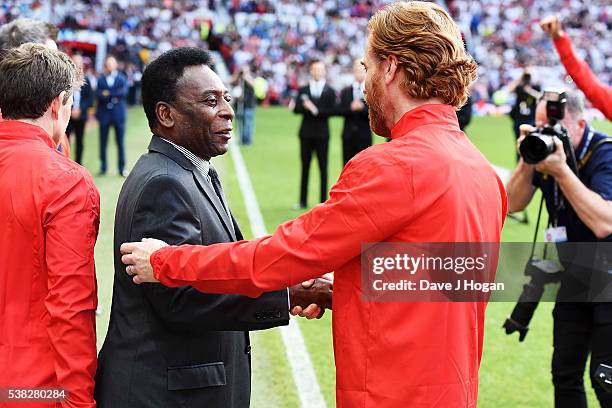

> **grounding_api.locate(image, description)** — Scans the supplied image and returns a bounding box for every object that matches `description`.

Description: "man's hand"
[303,99,319,115]
[535,136,569,178]
[517,124,535,152]
[350,99,364,111]
[289,277,333,320]
[516,124,540,169]
[540,15,564,40]
[71,108,81,120]
[102,90,110,97]
[507,125,538,213]
[121,238,169,284]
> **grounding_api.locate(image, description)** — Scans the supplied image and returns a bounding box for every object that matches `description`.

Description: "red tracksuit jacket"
[0,113,71,158]
[0,121,99,407]
[149,104,507,407]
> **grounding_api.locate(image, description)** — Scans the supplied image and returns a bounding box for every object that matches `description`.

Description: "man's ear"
[384,55,398,85]
[156,102,175,128]
[50,91,66,120]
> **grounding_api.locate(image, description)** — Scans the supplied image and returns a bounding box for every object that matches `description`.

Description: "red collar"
[390,104,459,140]
[0,120,56,149]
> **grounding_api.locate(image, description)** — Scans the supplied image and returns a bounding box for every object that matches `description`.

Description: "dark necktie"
[208,166,227,210]
[208,167,234,237]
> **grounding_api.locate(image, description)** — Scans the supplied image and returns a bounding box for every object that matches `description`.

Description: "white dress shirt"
[309,80,326,99]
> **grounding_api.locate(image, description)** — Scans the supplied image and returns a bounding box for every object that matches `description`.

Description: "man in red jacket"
[0,44,99,407]
[121,2,507,407]
[540,15,612,121]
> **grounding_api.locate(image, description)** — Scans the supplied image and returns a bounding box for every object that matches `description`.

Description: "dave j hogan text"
[361,242,503,302]
[371,279,504,293]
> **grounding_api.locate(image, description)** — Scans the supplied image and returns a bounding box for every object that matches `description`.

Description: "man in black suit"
[95,48,331,407]
[66,54,93,164]
[294,60,336,208]
[339,59,372,165]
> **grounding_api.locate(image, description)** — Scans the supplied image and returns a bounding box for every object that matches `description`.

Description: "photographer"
[506,90,612,407]
[540,15,612,120]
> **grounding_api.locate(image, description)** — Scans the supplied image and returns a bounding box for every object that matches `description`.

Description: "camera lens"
[519,133,556,164]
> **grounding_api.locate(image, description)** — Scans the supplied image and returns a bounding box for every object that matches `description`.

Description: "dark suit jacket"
[95,72,128,124]
[95,136,289,408]
[293,84,336,140]
[73,76,94,121]
[339,85,371,143]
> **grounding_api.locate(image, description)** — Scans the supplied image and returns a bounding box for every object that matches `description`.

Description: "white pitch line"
[228,139,327,408]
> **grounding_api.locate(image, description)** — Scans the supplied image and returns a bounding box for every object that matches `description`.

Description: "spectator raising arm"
[540,15,612,120]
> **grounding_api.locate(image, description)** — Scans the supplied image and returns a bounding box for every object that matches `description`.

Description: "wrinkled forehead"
[178,65,227,96]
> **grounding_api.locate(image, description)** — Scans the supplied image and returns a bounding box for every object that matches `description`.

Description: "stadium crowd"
[448,0,611,104]
[2,0,609,107]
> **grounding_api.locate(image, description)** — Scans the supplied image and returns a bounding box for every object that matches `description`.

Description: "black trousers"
[66,118,86,164]
[552,302,612,408]
[99,120,126,173]
[299,137,328,207]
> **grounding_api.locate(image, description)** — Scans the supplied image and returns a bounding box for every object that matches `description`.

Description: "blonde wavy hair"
[368,1,477,108]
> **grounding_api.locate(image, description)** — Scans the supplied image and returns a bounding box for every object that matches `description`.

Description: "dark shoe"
[96,171,106,176]
[292,203,307,210]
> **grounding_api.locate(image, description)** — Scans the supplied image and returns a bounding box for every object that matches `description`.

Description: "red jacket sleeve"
[43,165,100,408]
[554,33,612,120]
[151,150,414,296]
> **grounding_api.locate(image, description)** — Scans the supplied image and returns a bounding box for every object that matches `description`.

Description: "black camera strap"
[529,194,549,260]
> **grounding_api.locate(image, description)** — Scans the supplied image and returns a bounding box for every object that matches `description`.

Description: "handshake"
[289,273,333,320]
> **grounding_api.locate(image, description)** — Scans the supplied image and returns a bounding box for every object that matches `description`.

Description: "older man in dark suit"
[96,55,128,176]
[293,60,336,208]
[95,47,331,408]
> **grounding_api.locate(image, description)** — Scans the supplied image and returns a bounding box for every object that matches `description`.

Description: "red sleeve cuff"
[151,246,173,283]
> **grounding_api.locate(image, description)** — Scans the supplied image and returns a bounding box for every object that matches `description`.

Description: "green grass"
[83,107,611,407]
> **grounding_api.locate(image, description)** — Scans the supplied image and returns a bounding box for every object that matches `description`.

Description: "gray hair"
[0,18,58,51]
[565,90,585,120]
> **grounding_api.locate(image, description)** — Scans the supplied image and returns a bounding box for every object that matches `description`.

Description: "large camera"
[503,256,563,341]
[519,90,570,164]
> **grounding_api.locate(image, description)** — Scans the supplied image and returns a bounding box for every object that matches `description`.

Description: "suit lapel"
[148,136,237,241]
[191,168,237,241]
[231,214,244,241]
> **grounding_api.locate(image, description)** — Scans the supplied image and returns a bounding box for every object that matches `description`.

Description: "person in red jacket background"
[0,18,72,158]
[121,2,507,407]
[540,15,612,121]
[0,44,100,407]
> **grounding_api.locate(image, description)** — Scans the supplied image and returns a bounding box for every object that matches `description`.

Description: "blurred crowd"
[448,0,611,105]
[1,0,610,108]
